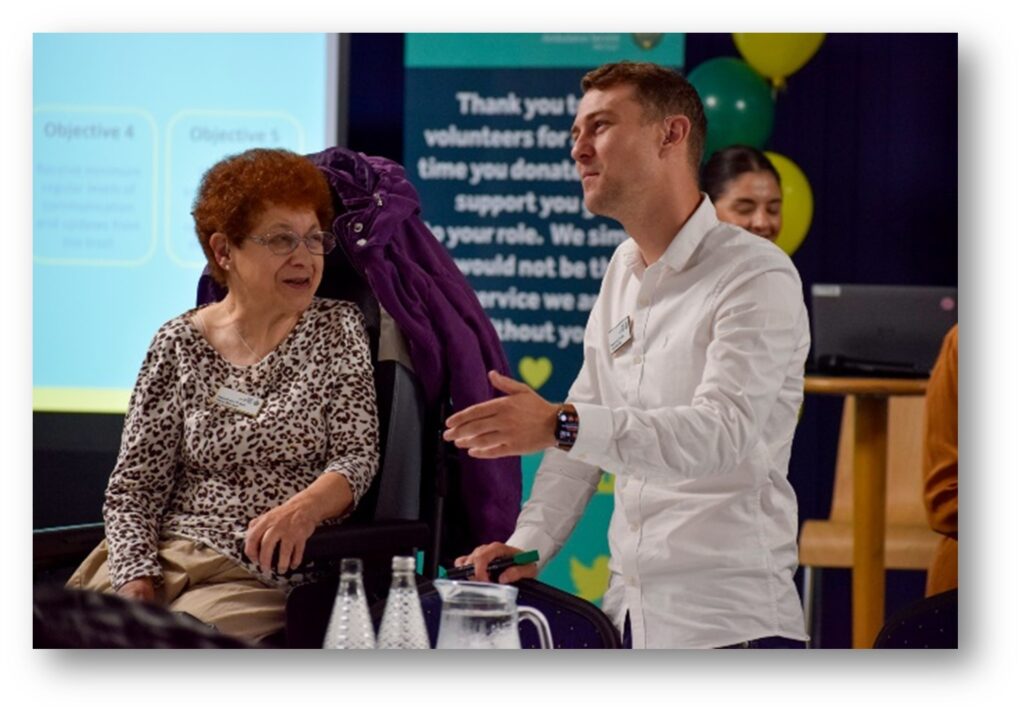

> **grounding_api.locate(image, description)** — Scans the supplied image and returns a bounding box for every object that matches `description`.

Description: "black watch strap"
[554,404,579,451]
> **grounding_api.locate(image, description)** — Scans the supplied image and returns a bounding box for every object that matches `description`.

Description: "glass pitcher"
[433,579,554,649]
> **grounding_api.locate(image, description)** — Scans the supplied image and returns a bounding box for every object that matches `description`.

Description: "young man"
[443,62,810,649]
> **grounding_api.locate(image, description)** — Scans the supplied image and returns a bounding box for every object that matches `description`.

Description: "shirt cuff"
[324,459,374,505]
[567,401,614,467]
[507,525,559,570]
[110,561,163,591]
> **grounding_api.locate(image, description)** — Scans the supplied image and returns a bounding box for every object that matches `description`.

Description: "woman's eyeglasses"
[247,230,337,255]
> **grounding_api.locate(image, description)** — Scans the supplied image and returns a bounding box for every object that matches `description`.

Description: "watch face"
[555,408,579,448]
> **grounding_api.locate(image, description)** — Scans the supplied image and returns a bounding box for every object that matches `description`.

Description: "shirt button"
[638,297,649,308]
[353,222,364,233]
[356,239,368,247]
[630,523,639,532]
[627,576,638,587]
[633,356,642,366]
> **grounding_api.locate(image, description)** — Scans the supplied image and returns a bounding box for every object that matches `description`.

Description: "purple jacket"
[201,148,521,545]
[309,148,520,545]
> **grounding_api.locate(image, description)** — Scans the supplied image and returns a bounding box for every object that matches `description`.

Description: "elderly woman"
[701,145,783,242]
[67,148,379,643]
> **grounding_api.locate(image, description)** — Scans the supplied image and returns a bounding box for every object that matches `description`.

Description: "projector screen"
[33,33,336,413]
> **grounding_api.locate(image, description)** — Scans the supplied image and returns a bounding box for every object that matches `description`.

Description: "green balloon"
[688,57,775,159]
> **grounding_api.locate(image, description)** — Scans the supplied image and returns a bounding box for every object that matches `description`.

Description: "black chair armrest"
[301,519,431,564]
[34,523,105,574]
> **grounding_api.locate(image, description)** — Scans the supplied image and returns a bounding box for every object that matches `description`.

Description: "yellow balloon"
[733,33,825,88]
[764,151,813,256]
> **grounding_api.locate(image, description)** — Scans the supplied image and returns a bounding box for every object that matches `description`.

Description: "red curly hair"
[192,148,334,285]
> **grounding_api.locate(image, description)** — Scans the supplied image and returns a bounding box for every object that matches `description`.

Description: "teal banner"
[404,33,684,606]
[407,33,683,68]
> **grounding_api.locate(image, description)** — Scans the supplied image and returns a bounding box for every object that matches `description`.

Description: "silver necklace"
[230,323,262,362]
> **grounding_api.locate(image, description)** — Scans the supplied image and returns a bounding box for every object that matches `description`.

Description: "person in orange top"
[923,323,958,595]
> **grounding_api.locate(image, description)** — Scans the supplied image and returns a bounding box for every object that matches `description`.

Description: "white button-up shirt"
[507,196,810,648]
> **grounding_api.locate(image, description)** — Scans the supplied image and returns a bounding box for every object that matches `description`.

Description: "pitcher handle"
[517,606,554,649]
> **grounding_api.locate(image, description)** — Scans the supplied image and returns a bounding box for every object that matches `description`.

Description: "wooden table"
[804,376,928,648]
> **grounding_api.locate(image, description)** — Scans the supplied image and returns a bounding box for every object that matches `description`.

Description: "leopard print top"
[103,297,380,591]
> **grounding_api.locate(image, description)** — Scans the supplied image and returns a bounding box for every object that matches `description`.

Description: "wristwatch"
[554,403,579,451]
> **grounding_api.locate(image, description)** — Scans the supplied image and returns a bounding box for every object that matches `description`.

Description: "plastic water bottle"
[376,555,430,649]
[322,558,376,649]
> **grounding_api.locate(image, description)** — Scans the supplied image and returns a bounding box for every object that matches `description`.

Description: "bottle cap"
[340,558,363,576]
[392,555,416,571]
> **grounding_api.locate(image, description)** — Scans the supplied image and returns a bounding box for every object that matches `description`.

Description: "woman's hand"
[244,500,319,575]
[117,577,156,602]
[243,471,355,574]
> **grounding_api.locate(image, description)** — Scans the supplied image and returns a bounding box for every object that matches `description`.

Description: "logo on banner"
[631,33,664,50]
[518,356,553,390]
[570,555,611,604]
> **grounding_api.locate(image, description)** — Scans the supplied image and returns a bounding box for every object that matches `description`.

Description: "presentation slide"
[33,33,331,413]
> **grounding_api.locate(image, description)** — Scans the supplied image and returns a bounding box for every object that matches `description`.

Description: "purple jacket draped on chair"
[201,147,520,545]
[310,147,520,544]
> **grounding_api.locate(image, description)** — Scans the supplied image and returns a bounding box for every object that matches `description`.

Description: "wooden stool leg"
[852,396,888,648]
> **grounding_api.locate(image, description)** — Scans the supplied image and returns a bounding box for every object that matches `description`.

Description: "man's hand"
[454,542,539,585]
[443,371,559,458]
[116,577,156,602]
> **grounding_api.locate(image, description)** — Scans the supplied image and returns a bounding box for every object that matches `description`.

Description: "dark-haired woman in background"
[67,148,379,643]
[702,145,783,242]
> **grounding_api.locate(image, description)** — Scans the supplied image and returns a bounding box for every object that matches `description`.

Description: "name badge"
[213,386,263,417]
[608,315,633,354]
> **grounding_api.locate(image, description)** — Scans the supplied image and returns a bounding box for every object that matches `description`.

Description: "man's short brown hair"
[581,61,707,171]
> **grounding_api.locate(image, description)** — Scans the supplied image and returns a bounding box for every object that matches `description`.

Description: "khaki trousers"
[67,537,286,644]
